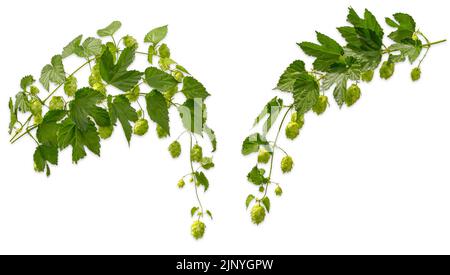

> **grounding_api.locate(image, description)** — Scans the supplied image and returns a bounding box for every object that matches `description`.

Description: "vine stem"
[189,133,204,217]
[260,105,293,200]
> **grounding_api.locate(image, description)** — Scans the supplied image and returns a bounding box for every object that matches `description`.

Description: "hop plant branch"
[242,8,446,225]
[8,21,216,240]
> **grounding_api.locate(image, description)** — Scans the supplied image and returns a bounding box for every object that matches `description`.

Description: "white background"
[0,0,449,255]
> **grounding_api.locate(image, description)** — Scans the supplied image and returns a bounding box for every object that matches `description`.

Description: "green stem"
[189,133,204,216]
[260,105,293,200]
[10,125,38,144]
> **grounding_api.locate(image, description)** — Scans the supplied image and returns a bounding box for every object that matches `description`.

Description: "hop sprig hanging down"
[8,21,217,240]
[242,8,446,225]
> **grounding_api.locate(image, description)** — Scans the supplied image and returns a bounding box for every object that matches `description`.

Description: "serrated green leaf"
[14,92,30,113]
[34,144,58,173]
[80,37,103,57]
[247,166,267,185]
[100,47,143,91]
[181,77,210,99]
[37,110,67,146]
[254,97,283,134]
[261,197,271,213]
[387,42,422,63]
[40,55,66,91]
[97,21,122,37]
[322,72,348,108]
[69,88,109,131]
[62,35,83,58]
[292,73,320,115]
[144,67,178,92]
[246,194,255,209]
[144,25,168,44]
[299,32,344,72]
[20,75,35,90]
[195,171,209,191]
[145,90,170,134]
[241,133,269,155]
[178,99,205,135]
[57,117,100,163]
[203,125,217,152]
[107,95,138,143]
[386,13,416,43]
[276,60,306,92]
[9,98,18,134]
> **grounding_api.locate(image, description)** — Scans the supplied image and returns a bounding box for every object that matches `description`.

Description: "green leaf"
[14,92,30,113]
[20,75,35,90]
[276,60,306,92]
[57,118,100,163]
[387,42,422,63]
[298,32,344,72]
[206,210,213,220]
[100,47,143,91]
[246,194,255,209]
[191,207,199,217]
[9,98,18,134]
[203,125,217,152]
[97,21,122,37]
[62,35,83,58]
[262,197,271,213]
[107,95,138,143]
[176,64,190,74]
[322,73,348,108]
[386,13,416,43]
[40,55,66,91]
[37,110,67,146]
[144,25,168,44]
[241,133,269,155]
[338,8,384,52]
[292,73,320,115]
[144,67,178,92]
[195,171,209,191]
[247,166,267,185]
[80,37,103,57]
[181,77,210,99]
[254,97,283,134]
[34,144,58,173]
[69,88,110,131]
[178,99,205,135]
[145,90,170,134]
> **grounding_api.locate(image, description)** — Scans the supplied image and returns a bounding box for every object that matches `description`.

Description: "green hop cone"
[312,95,328,115]
[64,76,78,97]
[361,70,374,82]
[156,125,169,138]
[123,35,138,49]
[281,156,294,173]
[49,96,65,111]
[98,126,113,139]
[380,61,395,80]
[411,67,421,81]
[257,148,271,164]
[173,70,184,82]
[133,119,149,136]
[191,144,203,162]
[251,204,266,225]
[30,99,42,116]
[290,112,305,129]
[275,186,283,196]
[177,179,186,189]
[191,220,206,240]
[158,43,171,58]
[259,186,265,193]
[30,86,40,95]
[168,141,182,158]
[34,113,43,125]
[285,121,300,140]
[126,86,140,102]
[92,82,107,95]
[345,84,361,107]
